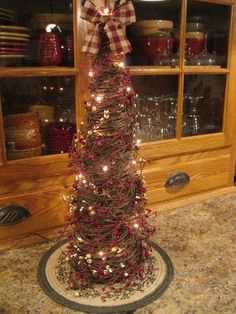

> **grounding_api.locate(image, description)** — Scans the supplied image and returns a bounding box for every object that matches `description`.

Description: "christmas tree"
[64,0,155,293]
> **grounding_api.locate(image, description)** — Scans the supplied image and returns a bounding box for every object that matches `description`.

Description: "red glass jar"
[130,20,174,65]
[134,35,174,63]
[185,31,205,56]
[37,32,62,66]
[47,122,75,154]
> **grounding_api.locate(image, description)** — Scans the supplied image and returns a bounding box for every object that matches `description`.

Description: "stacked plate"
[0,8,16,25]
[0,25,30,59]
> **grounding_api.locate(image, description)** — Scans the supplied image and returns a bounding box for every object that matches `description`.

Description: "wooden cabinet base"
[0,186,235,252]
[145,148,232,204]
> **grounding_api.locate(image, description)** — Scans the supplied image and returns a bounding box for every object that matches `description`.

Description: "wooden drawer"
[0,154,73,197]
[0,187,68,243]
[144,148,231,205]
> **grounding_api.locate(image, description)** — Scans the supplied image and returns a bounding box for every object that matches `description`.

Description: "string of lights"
[64,30,156,291]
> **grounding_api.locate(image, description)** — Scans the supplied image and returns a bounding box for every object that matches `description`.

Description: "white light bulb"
[137,139,141,144]
[103,7,109,15]
[99,251,104,256]
[103,165,108,172]
[119,62,125,68]
[88,71,94,77]
[132,160,136,165]
[45,23,58,33]
[134,223,139,228]
[95,95,103,102]
[127,87,131,92]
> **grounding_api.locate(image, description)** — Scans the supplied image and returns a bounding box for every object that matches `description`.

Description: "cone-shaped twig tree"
[65,1,155,292]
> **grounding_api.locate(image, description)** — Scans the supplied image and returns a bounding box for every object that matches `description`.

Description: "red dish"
[0,47,26,53]
[0,41,28,47]
[0,51,27,55]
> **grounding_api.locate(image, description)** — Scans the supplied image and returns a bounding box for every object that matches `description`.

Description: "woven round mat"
[38,240,173,313]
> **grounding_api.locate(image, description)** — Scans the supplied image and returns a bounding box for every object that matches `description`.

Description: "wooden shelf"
[128,66,181,76]
[0,67,79,77]
[195,0,234,5]
[6,152,69,166]
[128,66,229,76]
[183,66,229,74]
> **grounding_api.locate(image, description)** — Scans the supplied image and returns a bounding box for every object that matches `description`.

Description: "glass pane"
[186,1,231,67]
[1,76,76,160]
[131,75,178,142]
[182,75,226,137]
[0,0,73,67]
[126,0,181,66]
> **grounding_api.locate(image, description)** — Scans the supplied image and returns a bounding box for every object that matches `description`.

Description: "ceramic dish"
[0,17,15,25]
[0,41,28,46]
[0,15,15,21]
[0,12,15,18]
[0,36,29,41]
[0,32,30,38]
[0,47,26,54]
[0,54,26,58]
[0,25,29,32]
[0,8,15,15]
[7,145,42,160]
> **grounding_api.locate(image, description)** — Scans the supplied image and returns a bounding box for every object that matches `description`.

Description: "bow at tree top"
[81,0,136,55]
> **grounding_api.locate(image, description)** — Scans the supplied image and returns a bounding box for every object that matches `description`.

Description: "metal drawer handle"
[165,172,190,189]
[0,205,31,226]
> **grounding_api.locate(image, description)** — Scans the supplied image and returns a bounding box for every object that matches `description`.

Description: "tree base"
[38,239,173,313]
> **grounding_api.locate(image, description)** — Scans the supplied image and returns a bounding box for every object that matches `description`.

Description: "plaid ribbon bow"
[81,0,136,55]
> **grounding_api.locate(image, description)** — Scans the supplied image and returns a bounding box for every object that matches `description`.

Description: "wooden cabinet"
[0,0,236,250]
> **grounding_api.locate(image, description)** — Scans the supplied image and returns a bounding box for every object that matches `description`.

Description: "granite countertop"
[0,192,236,314]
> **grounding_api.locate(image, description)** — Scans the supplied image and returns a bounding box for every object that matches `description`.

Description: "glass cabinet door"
[185,1,231,67]
[126,0,181,66]
[1,76,75,160]
[131,75,178,142]
[182,75,226,137]
[0,0,73,67]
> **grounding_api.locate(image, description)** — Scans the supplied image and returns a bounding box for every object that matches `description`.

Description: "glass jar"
[185,31,205,56]
[130,20,174,65]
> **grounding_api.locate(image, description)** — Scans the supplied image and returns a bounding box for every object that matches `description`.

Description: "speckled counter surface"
[0,193,236,314]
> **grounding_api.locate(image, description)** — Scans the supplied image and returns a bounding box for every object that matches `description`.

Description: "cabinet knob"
[0,205,31,226]
[165,172,190,189]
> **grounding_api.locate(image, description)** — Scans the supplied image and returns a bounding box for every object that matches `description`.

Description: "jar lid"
[186,22,204,32]
[132,28,171,37]
[134,19,173,29]
[186,31,205,40]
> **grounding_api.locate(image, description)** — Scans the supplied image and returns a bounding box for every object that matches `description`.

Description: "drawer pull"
[165,172,190,189]
[0,205,31,226]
